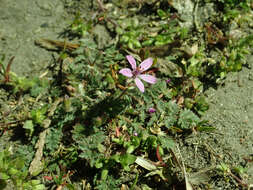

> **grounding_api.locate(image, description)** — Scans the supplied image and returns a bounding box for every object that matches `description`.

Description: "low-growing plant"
[0,149,45,190]
[68,12,93,38]
[1,0,253,189]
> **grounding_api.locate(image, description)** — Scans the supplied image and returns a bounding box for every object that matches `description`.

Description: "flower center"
[132,67,142,77]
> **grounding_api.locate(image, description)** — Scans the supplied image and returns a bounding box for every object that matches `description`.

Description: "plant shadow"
[82,94,129,135]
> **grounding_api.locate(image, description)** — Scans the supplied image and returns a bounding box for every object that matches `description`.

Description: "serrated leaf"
[159,136,174,150]
[178,109,200,129]
[77,132,106,167]
[45,128,62,152]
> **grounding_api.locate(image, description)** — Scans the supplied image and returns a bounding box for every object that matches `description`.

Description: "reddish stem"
[156,145,166,167]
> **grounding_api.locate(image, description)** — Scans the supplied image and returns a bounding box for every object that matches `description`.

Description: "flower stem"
[116,86,129,100]
[115,82,131,100]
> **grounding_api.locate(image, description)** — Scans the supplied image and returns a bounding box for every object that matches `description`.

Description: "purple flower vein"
[119,55,157,92]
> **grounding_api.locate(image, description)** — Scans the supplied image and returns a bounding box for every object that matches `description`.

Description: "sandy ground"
[204,54,253,184]
[179,54,253,188]
[0,0,71,76]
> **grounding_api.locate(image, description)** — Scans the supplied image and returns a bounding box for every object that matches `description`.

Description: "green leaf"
[157,9,167,18]
[121,154,136,171]
[95,159,104,169]
[145,136,158,149]
[164,101,180,128]
[130,136,141,147]
[195,95,209,115]
[45,128,63,153]
[23,120,34,138]
[0,172,10,180]
[112,154,136,171]
[132,39,142,48]
[13,158,24,171]
[101,169,109,181]
[121,35,129,43]
[8,167,19,176]
[29,78,49,97]
[187,57,203,77]
[159,136,174,150]
[34,184,46,190]
[0,151,6,168]
[78,132,106,167]
[126,145,135,154]
[142,38,154,46]
[97,144,106,153]
[178,109,200,129]
[31,106,47,125]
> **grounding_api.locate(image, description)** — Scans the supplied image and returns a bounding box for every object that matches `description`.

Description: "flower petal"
[126,55,136,70]
[139,58,153,72]
[119,68,133,78]
[139,74,157,84]
[134,78,145,93]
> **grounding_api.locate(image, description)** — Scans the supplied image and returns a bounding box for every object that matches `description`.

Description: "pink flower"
[119,55,157,92]
[148,108,156,113]
[133,131,138,136]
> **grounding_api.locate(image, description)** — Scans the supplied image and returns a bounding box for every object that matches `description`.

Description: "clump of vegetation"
[0,0,253,189]
[0,149,45,190]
